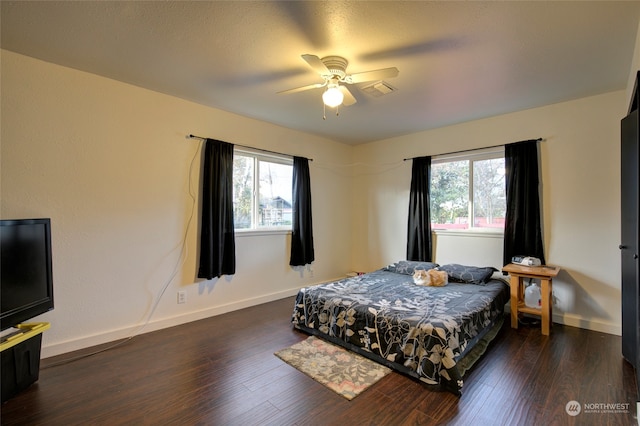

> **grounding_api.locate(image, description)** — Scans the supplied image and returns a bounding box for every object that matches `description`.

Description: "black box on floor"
[1,332,43,403]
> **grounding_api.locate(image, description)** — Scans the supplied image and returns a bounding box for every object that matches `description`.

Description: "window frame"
[233,148,293,236]
[431,146,505,235]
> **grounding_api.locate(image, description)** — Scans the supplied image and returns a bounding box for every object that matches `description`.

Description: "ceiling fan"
[278,54,399,108]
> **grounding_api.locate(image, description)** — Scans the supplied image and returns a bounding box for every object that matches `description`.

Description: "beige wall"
[352,90,626,335]
[1,50,353,357]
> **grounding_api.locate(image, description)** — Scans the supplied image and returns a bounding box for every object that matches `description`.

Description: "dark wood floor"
[2,296,638,425]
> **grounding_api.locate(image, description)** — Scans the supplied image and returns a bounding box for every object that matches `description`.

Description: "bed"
[291,261,510,395]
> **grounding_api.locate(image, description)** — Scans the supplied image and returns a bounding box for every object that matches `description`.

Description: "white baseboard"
[553,313,621,336]
[41,287,300,359]
[44,278,621,359]
[502,305,620,336]
[41,276,345,359]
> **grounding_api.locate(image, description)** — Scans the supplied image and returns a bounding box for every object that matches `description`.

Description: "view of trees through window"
[430,154,506,230]
[233,152,292,230]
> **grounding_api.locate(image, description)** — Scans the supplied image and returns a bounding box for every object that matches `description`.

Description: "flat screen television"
[0,218,54,331]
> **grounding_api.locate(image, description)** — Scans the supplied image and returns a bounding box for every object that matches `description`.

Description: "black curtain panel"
[198,138,236,279]
[407,156,433,262]
[290,156,315,266]
[503,140,546,266]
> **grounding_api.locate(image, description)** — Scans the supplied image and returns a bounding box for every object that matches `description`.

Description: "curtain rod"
[402,138,543,161]
[188,134,313,162]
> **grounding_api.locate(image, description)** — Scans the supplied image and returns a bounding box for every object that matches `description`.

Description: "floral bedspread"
[291,269,509,394]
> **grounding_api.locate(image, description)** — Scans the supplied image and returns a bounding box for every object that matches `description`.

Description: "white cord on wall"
[44,140,202,367]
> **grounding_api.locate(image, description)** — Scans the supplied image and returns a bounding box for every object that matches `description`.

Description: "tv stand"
[1,322,50,403]
[1,327,30,343]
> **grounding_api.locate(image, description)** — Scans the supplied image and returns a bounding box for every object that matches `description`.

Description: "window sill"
[235,229,292,237]
[432,228,504,238]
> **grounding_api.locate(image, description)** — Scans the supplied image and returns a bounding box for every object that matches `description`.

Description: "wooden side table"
[502,263,560,335]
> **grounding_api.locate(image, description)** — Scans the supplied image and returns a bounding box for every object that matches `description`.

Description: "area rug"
[275,336,391,400]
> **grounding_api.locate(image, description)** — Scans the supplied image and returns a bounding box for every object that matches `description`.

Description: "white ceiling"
[2,1,640,145]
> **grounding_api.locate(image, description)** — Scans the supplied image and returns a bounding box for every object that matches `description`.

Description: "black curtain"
[407,156,433,261]
[290,156,315,266]
[198,138,236,279]
[503,140,545,266]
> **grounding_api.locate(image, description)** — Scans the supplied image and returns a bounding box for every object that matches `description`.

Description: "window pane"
[233,155,253,229]
[258,160,293,227]
[232,150,293,232]
[472,158,506,229]
[430,160,469,229]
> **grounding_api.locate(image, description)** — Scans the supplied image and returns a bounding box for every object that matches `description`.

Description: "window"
[430,147,505,231]
[233,149,293,231]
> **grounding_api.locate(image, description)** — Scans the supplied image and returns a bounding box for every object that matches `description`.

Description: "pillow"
[438,264,497,284]
[383,260,439,276]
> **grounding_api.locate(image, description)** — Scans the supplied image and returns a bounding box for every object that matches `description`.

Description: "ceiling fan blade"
[347,67,399,84]
[301,54,330,76]
[277,82,326,94]
[339,85,357,106]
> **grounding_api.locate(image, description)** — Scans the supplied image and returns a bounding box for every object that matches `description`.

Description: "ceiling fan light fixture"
[322,85,344,108]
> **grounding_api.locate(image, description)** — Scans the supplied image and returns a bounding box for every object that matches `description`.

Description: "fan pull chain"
[322,103,340,120]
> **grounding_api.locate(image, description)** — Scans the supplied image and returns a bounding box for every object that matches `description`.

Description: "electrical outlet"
[177,291,186,304]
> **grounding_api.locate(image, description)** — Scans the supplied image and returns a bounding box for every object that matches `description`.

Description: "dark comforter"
[291,269,509,394]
